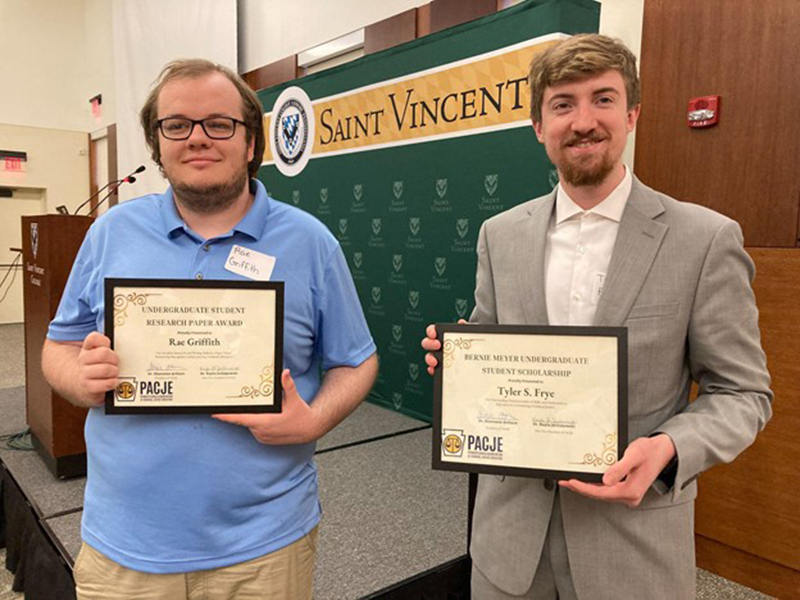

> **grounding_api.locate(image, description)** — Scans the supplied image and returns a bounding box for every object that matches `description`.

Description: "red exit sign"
[3,157,26,172]
[0,151,28,172]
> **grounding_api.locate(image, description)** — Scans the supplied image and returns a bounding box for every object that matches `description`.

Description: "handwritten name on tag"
[224,245,275,281]
[592,272,606,305]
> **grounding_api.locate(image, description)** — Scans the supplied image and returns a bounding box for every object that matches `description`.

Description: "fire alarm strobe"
[687,96,720,128]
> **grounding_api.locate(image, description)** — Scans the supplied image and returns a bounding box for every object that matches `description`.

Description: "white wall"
[238,0,429,73]
[598,0,645,169]
[82,0,118,132]
[112,0,238,200]
[0,0,114,132]
[0,124,89,324]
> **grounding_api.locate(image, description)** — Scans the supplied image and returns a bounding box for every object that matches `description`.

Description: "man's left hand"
[558,434,676,508]
[213,369,322,445]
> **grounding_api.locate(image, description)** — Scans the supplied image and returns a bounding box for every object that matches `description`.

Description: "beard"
[169,161,249,215]
[557,133,616,188]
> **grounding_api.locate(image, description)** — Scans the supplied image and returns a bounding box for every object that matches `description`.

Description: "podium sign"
[21,215,93,478]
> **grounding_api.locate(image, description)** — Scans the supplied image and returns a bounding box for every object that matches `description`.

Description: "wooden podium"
[21,215,93,479]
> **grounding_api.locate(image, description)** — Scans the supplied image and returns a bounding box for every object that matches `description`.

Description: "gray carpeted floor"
[0,323,776,598]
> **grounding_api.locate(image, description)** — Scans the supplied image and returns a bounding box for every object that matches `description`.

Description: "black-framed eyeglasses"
[157,117,247,140]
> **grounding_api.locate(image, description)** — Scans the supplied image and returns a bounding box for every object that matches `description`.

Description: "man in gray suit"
[422,34,772,599]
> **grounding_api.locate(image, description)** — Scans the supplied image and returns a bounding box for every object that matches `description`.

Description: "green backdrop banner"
[256,0,599,421]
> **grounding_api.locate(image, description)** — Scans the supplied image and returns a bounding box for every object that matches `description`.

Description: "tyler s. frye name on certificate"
[104,278,284,415]
[433,324,627,482]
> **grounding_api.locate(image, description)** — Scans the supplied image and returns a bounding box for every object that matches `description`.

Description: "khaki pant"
[74,527,318,600]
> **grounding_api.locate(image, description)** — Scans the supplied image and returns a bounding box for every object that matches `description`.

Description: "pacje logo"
[115,378,137,402]
[442,429,465,457]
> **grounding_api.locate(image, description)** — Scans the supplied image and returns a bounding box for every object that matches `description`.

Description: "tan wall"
[0,124,89,324]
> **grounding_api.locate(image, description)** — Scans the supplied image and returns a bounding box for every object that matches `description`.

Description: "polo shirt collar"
[161,179,272,241]
[554,166,632,224]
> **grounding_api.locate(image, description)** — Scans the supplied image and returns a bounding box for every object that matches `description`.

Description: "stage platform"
[0,386,470,599]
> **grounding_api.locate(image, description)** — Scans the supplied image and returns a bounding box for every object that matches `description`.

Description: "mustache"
[564,133,604,147]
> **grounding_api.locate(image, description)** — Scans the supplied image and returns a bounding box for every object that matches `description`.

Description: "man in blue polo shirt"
[42,59,377,599]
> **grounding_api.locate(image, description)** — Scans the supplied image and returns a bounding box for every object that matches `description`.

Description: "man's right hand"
[421,320,467,376]
[75,332,119,406]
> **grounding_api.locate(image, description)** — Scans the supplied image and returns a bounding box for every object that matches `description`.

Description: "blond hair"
[528,34,640,122]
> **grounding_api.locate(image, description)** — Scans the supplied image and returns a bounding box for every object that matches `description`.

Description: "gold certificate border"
[432,323,628,483]
[104,278,284,415]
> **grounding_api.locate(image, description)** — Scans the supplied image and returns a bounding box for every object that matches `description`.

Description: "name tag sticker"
[592,272,606,305]
[224,245,276,281]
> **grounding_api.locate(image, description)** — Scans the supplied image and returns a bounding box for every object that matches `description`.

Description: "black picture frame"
[432,323,628,483]
[104,278,284,415]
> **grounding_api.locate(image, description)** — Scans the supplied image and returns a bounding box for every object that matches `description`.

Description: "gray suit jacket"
[468,177,772,599]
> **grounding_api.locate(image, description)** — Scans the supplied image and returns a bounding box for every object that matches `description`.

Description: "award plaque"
[433,324,627,482]
[105,278,284,414]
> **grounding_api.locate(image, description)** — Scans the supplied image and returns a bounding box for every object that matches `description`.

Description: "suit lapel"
[593,179,669,326]
[516,191,555,325]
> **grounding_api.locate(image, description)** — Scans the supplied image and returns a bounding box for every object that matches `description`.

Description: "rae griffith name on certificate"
[110,284,279,411]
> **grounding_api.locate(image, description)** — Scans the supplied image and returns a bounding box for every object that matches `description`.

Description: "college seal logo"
[436,178,448,199]
[30,223,39,259]
[408,290,420,309]
[435,257,447,277]
[269,86,315,177]
[484,174,499,196]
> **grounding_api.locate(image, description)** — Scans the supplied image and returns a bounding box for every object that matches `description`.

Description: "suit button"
[543,479,554,491]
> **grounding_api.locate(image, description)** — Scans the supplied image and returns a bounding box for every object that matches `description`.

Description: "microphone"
[86,175,139,217]
[74,165,145,215]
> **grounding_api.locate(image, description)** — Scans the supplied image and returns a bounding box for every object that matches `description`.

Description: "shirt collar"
[554,166,633,224]
[161,179,272,241]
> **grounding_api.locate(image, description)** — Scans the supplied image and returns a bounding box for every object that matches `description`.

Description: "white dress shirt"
[544,167,633,326]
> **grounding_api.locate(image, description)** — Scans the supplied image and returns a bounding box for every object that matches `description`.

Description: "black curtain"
[1,464,76,600]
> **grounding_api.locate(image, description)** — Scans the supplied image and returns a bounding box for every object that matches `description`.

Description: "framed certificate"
[433,324,627,482]
[104,278,284,415]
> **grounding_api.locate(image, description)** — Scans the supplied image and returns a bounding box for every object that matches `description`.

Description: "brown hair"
[140,59,265,179]
[528,34,640,122]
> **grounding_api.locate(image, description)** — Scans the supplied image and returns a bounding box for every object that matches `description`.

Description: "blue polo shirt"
[48,180,375,573]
